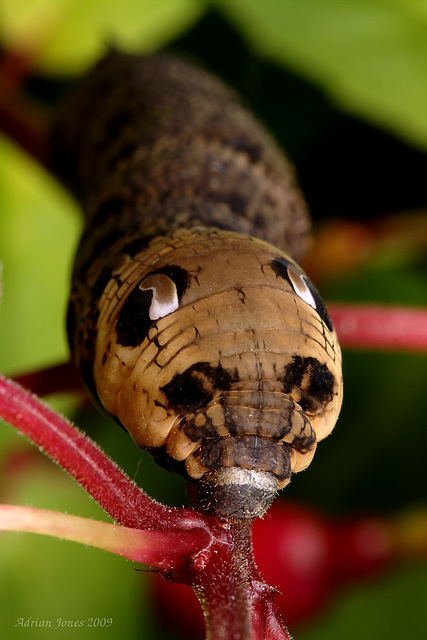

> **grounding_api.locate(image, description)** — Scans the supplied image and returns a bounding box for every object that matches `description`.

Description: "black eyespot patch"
[271,257,333,332]
[115,264,190,347]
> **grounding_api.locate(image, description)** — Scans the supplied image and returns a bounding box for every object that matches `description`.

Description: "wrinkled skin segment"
[51,51,343,519]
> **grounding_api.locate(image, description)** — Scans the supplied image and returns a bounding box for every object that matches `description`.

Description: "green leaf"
[215,0,427,149]
[0,0,205,73]
[0,135,81,374]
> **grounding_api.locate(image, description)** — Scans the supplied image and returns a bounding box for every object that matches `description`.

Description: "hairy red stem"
[329,304,427,351]
[0,374,291,637]
[191,521,290,640]
[0,374,204,532]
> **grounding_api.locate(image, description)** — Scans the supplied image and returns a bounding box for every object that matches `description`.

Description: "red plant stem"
[0,97,48,163]
[329,304,427,351]
[0,374,291,637]
[0,505,209,569]
[0,374,205,532]
[195,522,254,640]
[192,521,290,640]
[0,49,48,164]
[13,362,82,396]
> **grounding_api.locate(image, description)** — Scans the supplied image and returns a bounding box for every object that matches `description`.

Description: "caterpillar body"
[50,51,343,519]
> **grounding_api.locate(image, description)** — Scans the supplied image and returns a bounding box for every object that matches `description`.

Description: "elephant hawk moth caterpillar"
[49,50,343,519]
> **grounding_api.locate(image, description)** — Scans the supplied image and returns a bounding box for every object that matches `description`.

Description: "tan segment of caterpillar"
[50,51,343,519]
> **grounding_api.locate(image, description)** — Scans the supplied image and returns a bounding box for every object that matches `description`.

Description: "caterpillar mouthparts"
[195,468,278,520]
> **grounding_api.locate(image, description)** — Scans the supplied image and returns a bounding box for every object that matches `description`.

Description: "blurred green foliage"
[0,2,427,639]
[3,0,427,147]
[0,137,80,373]
[0,0,204,72]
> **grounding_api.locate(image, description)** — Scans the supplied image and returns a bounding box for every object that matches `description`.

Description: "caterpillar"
[49,50,343,520]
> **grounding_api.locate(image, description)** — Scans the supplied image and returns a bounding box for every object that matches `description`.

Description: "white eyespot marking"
[287,264,317,310]
[139,274,179,320]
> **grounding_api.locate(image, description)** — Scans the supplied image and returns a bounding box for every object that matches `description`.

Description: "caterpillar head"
[84,229,342,519]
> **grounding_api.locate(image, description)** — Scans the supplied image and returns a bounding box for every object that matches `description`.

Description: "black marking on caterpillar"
[161,362,239,412]
[153,265,191,299]
[116,285,153,347]
[282,355,335,414]
[116,264,190,347]
[271,256,334,331]
[183,413,224,443]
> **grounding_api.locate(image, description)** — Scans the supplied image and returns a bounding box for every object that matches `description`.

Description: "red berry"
[252,502,334,625]
[332,516,395,582]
